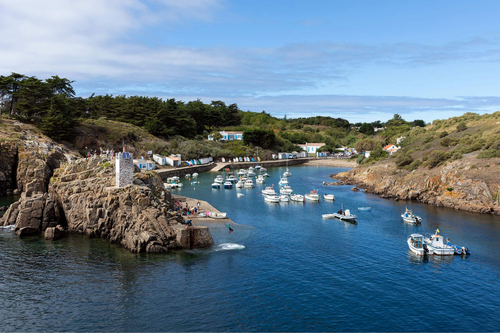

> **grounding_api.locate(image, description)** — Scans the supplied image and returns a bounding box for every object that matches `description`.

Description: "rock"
[351,187,360,192]
[44,226,65,240]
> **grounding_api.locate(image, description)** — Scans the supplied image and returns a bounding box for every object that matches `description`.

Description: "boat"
[283,159,292,177]
[445,238,471,255]
[401,208,422,224]
[227,175,237,183]
[304,190,320,201]
[260,167,267,172]
[256,175,265,184]
[331,208,358,223]
[407,233,426,255]
[185,174,191,178]
[264,195,280,203]
[279,194,290,202]
[237,193,245,198]
[290,194,305,202]
[278,177,289,186]
[262,186,277,196]
[209,212,227,219]
[262,172,270,177]
[235,180,244,188]
[423,229,456,256]
[280,186,293,194]
[323,194,335,201]
[224,181,233,189]
[357,207,371,211]
[211,183,221,189]
[171,176,179,181]
[248,166,254,171]
[247,170,256,177]
[190,181,199,185]
[244,179,255,188]
[192,173,198,178]
[237,169,247,176]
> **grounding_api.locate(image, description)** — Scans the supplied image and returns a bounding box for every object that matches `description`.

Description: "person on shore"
[225,224,234,233]
[186,220,193,227]
[197,201,200,209]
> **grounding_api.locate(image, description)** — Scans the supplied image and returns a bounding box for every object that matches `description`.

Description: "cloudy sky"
[2,0,500,123]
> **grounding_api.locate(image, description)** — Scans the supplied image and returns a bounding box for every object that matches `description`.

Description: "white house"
[298,143,326,155]
[208,131,244,141]
[153,154,167,166]
[133,158,155,170]
[165,154,182,167]
[383,144,400,155]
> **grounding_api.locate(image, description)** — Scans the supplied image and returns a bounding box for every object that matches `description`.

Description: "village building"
[383,144,401,155]
[297,142,326,155]
[208,131,244,141]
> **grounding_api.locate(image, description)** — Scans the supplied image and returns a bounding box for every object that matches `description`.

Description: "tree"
[386,114,407,127]
[412,119,426,127]
[243,128,276,149]
[359,123,375,135]
[210,132,223,141]
[355,138,382,152]
[45,75,75,97]
[37,95,77,140]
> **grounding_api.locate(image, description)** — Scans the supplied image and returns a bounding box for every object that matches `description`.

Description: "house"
[165,154,182,167]
[396,136,406,145]
[133,158,155,170]
[383,144,400,155]
[208,131,244,141]
[153,154,167,166]
[297,143,326,155]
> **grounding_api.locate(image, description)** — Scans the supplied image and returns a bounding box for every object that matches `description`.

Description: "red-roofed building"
[383,144,400,155]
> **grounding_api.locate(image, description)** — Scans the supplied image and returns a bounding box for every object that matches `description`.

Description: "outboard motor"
[423,243,429,254]
[461,247,466,255]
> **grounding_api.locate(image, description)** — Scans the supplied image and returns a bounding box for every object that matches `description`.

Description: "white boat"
[256,175,265,184]
[192,173,198,178]
[260,167,267,172]
[278,178,289,186]
[247,170,256,177]
[237,169,247,175]
[171,176,179,181]
[331,208,358,223]
[211,183,221,189]
[407,233,426,255]
[323,194,335,201]
[290,194,305,202]
[283,169,292,177]
[227,175,237,183]
[209,212,227,219]
[214,178,224,184]
[237,193,245,198]
[357,207,371,211]
[264,195,280,203]
[235,180,244,188]
[401,208,422,224]
[262,172,270,177]
[261,186,277,195]
[304,190,320,201]
[279,194,290,202]
[244,179,255,188]
[223,181,233,189]
[248,166,254,171]
[424,230,456,256]
[185,174,191,178]
[280,186,293,194]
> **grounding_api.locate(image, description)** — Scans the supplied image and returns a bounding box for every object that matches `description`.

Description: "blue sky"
[1,0,500,123]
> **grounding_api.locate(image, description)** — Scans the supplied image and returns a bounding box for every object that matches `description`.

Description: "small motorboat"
[227,175,237,183]
[262,186,277,195]
[256,175,265,184]
[247,170,256,177]
[224,181,233,189]
[262,172,270,177]
[260,167,267,172]
[283,169,292,177]
[190,181,199,185]
[323,194,335,201]
[208,212,227,219]
[407,233,427,256]
[446,238,471,255]
[192,173,198,178]
[237,169,247,175]
[278,177,289,186]
[290,194,305,202]
[185,174,191,178]
[402,208,422,224]
[237,193,245,198]
[357,207,371,211]
[235,180,244,188]
[332,208,358,223]
[279,194,290,202]
[264,195,280,203]
[244,179,255,188]
[211,183,221,189]
[280,185,293,194]
[305,190,320,201]
[423,229,456,256]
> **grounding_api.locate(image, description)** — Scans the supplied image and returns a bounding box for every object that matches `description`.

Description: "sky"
[1,0,500,123]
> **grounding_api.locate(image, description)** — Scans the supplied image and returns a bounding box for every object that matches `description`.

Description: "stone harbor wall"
[116,152,133,187]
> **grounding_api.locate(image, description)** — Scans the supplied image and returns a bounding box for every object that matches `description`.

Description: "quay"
[172,194,237,227]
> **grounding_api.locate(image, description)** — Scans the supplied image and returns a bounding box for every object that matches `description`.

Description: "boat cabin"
[410,234,424,249]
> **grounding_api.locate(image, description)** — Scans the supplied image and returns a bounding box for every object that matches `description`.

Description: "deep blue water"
[1,165,500,332]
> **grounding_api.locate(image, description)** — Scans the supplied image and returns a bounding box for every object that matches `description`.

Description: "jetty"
[172,194,237,227]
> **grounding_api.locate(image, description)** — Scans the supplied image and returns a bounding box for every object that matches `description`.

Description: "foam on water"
[0,225,14,231]
[216,243,246,251]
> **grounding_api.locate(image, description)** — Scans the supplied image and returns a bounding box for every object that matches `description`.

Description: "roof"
[298,143,326,147]
[383,144,394,150]
[167,155,181,161]
[133,159,154,164]
[222,131,243,134]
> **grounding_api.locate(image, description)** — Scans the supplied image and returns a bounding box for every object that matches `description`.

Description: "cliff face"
[1,157,214,252]
[333,158,500,215]
[0,142,17,196]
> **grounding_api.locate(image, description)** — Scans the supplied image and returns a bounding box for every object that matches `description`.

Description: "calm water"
[1,166,500,332]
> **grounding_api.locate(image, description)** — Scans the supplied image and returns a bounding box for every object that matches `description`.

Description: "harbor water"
[1,166,500,331]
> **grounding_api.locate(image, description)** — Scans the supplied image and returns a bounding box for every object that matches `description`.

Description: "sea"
[1,165,499,332]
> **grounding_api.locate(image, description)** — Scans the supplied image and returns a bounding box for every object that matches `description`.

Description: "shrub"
[426,150,451,168]
[456,122,468,132]
[405,159,422,171]
[395,153,414,168]
[356,155,365,164]
[438,131,448,138]
[440,137,458,147]
[477,149,500,159]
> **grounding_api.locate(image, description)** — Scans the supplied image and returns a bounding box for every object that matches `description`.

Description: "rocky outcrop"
[0,142,18,196]
[333,159,500,215]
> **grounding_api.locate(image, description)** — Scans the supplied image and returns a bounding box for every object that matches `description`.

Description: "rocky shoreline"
[332,158,500,215]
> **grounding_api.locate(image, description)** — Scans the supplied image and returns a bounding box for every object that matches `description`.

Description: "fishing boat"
[407,233,426,256]
[264,195,280,203]
[256,175,265,184]
[357,207,371,211]
[323,194,335,201]
[279,194,290,202]
[208,212,227,219]
[278,177,289,186]
[211,183,221,189]
[401,208,422,224]
[423,230,456,256]
[280,185,293,194]
[244,179,255,188]
[304,190,320,201]
[223,181,233,189]
[332,208,358,223]
[262,186,277,195]
[290,194,305,202]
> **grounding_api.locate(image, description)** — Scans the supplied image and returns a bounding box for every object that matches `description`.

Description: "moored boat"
[211,183,221,189]
[235,180,244,188]
[424,230,456,256]
[407,233,427,255]
[290,194,305,202]
[279,194,290,202]
[305,190,320,201]
[237,169,247,175]
[278,177,289,186]
[237,193,245,198]
[256,175,265,184]
[264,195,280,203]
[332,208,358,223]
[244,179,255,188]
[262,186,277,195]
[224,181,233,189]
[323,194,335,201]
[192,173,199,178]
[357,207,371,211]
[280,185,293,194]
[402,208,422,224]
[209,212,227,219]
